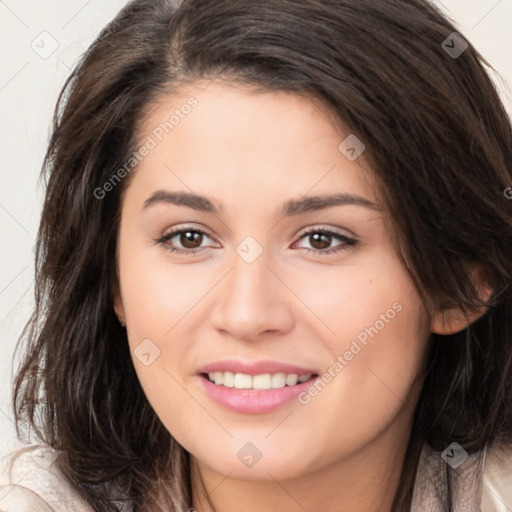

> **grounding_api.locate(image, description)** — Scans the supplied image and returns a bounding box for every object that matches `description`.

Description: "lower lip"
[197,374,319,414]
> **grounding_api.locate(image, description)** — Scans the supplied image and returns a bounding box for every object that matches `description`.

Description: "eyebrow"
[142,190,381,216]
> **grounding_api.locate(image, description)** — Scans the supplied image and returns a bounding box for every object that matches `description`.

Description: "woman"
[1,0,511,510]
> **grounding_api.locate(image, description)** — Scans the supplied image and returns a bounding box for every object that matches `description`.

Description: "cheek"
[287,247,424,358]
[290,254,430,455]
[311,300,428,471]
[116,245,215,431]
[118,240,205,337]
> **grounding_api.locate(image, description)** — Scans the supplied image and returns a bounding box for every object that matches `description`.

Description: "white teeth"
[271,373,286,388]
[286,374,298,386]
[234,373,252,389]
[252,374,272,390]
[206,372,313,389]
[222,371,235,387]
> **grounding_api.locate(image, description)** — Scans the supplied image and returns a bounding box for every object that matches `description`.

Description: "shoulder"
[0,444,95,512]
[481,440,512,512]
[0,484,55,512]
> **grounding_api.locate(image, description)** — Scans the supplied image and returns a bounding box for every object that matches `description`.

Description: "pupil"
[311,233,330,249]
[182,231,201,248]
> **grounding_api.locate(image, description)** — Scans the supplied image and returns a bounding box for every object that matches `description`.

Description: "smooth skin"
[113,79,488,512]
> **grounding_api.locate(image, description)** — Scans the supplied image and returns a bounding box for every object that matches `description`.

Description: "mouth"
[195,359,321,413]
[200,371,319,390]
[197,371,320,414]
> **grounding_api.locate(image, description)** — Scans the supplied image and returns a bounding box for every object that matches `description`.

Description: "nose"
[210,245,295,342]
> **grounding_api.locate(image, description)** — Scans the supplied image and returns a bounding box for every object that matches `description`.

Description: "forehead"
[125,81,378,210]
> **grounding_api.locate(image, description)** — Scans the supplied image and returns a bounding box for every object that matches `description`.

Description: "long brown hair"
[11,0,512,510]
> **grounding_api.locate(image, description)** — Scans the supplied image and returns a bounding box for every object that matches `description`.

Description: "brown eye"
[156,227,216,254]
[294,228,357,255]
[178,230,204,249]
[308,232,333,250]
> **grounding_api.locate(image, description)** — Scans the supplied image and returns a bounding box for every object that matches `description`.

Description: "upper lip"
[197,359,318,376]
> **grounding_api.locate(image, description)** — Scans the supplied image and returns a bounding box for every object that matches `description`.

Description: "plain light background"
[1,0,511,473]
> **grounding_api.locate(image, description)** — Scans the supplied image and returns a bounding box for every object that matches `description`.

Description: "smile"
[204,371,314,390]
[198,372,319,414]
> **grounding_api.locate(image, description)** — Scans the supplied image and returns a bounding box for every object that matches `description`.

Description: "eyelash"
[155,226,357,256]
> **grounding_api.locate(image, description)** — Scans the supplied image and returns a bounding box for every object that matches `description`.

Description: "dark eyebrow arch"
[281,193,381,215]
[142,190,381,216]
[143,190,219,213]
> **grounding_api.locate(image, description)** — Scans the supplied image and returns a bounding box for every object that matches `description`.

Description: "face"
[113,80,432,483]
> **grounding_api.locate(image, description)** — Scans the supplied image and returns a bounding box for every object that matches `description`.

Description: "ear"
[430,264,492,335]
[112,280,126,326]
